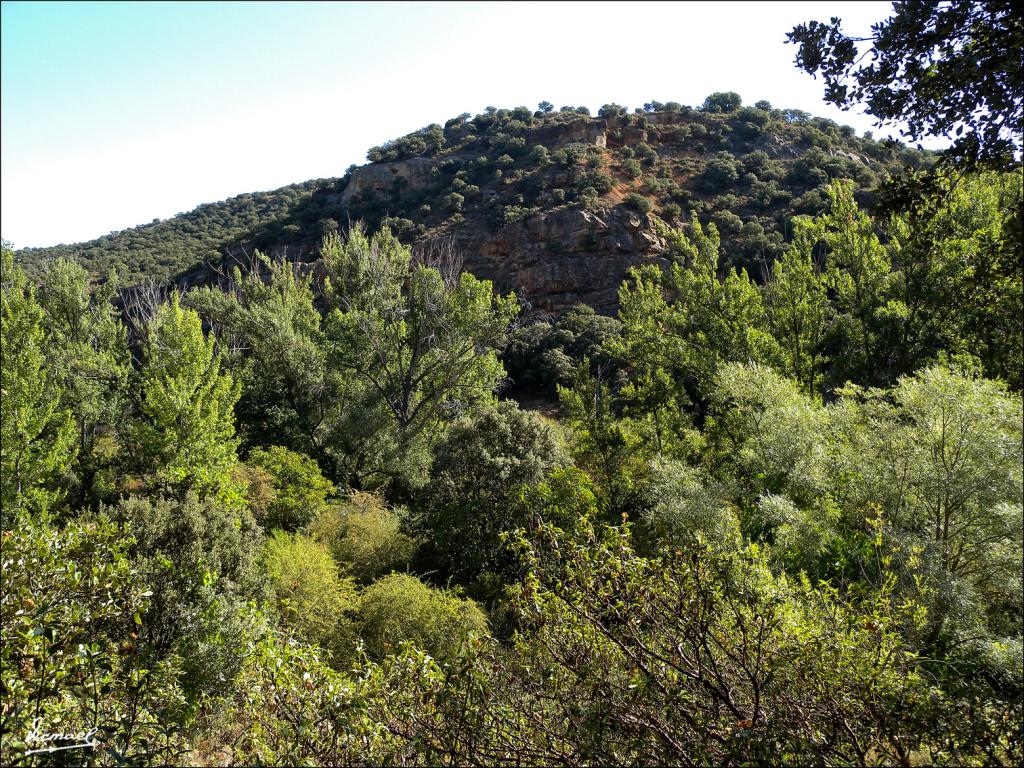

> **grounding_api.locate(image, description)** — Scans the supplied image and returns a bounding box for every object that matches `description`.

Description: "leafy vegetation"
[2,9,1022,761]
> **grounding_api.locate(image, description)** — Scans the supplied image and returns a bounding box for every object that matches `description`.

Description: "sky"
[1,0,940,248]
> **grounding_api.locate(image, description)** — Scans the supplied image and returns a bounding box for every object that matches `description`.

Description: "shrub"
[357,573,488,661]
[598,103,627,118]
[623,193,653,214]
[0,517,187,763]
[421,401,566,587]
[661,202,682,221]
[113,493,266,698]
[307,492,415,583]
[622,158,643,179]
[245,445,336,531]
[264,530,359,664]
[588,171,615,194]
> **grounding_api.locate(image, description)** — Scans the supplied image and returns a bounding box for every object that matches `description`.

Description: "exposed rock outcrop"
[526,119,607,148]
[341,156,444,206]
[459,207,667,313]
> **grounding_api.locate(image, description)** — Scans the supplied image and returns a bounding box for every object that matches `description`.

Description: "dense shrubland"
[3,157,1021,764]
[4,3,1023,755]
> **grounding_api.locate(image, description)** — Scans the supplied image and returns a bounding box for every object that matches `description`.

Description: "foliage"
[263,530,358,665]
[306,492,415,583]
[38,257,132,506]
[185,255,364,483]
[14,180,329,284]
[130,295,241,502]
[503,304,622,395]
[789,0,1023,167]
[0,251,76,525]
[419,400,566,587]
[357,574,488,662]
[112,493,266,701]
[322,226,519,490]
[244,445,336,531]
[0,517,187,765]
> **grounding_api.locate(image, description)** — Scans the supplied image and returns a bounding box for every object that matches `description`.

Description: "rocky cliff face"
[460,207,666,314]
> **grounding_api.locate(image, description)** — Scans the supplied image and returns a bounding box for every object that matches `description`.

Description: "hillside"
[15,96,936,310]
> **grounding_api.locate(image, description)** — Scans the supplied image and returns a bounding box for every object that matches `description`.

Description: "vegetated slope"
[14,179,334,285]
[15,97,935,309]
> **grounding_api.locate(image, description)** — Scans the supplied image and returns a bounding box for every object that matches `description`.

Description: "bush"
[421,402,566,587]
[623,193,653,214]
[357,573,488,661]
[264,530,359,665]
[245,445,336,531]
[588,171,616,194]
[622,158,643,179]
[598,103,627,118]
[113,493,266,698]
[307,492,415,583]
[0,517,187,763]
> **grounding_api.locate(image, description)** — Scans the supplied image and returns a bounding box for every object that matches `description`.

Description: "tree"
[323,227,518,491]
[131,295,241,501]
[537,100,554,114]
[186,254,380,486]
[788,0,1023,167]
[419,401,566,587]
[765,221,831,395]
[558,365,651,518]
[616,216,779,399]
[831,366,1023,657]
[701,91,743,113]
[113,492,265,699]
[38,257,131,505]
[816,180,897,387]
[0,251,76,524]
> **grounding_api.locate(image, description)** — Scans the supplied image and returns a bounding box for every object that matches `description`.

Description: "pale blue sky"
[2,1,929,248]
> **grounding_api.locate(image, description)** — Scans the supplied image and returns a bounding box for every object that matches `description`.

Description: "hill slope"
[15,99,935,310]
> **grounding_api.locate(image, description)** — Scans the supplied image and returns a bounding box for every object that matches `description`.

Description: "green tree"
[558,365,650,518]
[788,0,1023,167]
[765,221,831,395]
[420,401,566,588]
[832,366,1023,659]
[0,251,76,524]
[131,295,241,501]
[617,215,779,401]
[817,180,897,387]
[113,493,266,700]
[323,226,519,490]
[186,254,365,481]
[701,91,743,113]
[38,257,132,505]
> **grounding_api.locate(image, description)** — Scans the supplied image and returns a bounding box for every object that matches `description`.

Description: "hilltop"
[15,95,934,310]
